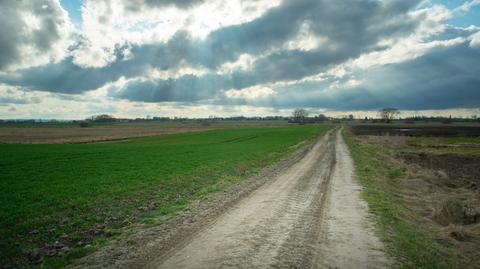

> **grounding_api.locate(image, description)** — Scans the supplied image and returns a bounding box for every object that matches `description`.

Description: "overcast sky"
[0,0,479,119]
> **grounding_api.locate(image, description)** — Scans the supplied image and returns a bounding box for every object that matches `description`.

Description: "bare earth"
[0,123,217,144]
[71,129,391,269]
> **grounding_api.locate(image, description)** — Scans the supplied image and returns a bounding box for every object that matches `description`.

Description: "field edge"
[342,127,459,269]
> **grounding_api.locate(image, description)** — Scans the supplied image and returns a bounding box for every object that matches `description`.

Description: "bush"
[79,122,91,128]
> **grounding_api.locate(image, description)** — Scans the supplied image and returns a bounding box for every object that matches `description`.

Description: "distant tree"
[92,114,116,122]
[317,114,329,121]
[348,114,354,120]
[378,108,400,123]
[292,109,309,123]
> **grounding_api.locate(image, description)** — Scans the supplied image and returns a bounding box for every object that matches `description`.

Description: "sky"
[0,0,479,119]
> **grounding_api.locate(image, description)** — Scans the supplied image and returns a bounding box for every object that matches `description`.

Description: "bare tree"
[378,108,400,123]
[292,109,309,123]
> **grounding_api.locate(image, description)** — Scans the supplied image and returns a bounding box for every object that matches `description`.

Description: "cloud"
[69,0,282,68]
[454,0,480,13]
[222,86,276,100]
[229,42,480,110]
[4,0,422,94]
[0,0,74,71]
[0,85,42,106]
[0,0,479,117]
[470,31,480,47]
[123,0,205,11]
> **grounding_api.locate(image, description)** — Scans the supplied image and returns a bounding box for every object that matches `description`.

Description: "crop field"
[344,124,480,268]
[0,120,291,144]
[0,124,330,268]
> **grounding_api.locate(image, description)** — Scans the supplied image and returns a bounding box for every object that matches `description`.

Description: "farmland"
[3,121,479,269]
[0,124,330,268]
[0,120,291,144]
[344,124,480,268]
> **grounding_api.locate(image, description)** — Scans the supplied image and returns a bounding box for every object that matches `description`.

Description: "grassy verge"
[0,125,330,268]
[342,128,458,269]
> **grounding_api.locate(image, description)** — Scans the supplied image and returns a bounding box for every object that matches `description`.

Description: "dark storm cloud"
[231,43,480,110]
[113,75,220,102]
[0,0,69,71]
[1,41,172,93]
[2,58,118,94]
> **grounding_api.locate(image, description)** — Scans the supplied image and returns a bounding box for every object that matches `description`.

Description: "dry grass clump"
[443,224,473,242]
[433,195,480,225]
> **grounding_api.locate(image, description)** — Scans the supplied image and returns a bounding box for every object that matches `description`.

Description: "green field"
[0,125,330,268]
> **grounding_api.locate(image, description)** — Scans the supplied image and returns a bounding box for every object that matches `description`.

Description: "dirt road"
[72,129,390,269]
[147,129,390,269]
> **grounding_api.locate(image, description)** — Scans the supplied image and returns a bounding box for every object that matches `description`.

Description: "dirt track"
[72,129,390,269]
[151,129,390,268]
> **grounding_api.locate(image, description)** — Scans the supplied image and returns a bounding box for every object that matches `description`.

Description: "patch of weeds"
[343,128,457,269]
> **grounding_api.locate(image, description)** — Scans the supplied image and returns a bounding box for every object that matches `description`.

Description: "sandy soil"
[315,130,391,269]
[70,129,391,268]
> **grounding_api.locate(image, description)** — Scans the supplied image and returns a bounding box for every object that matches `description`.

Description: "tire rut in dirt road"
[149,129,391,269]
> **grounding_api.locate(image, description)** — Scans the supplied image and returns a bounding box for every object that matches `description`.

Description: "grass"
[342,128,458,269]
[408,136,480,145]
[405,137,480,155]
[0,125,330,268]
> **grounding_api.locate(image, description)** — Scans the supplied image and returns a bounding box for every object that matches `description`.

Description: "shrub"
[79,122,91,128]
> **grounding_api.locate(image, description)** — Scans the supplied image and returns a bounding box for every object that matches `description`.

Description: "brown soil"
[399,152,480,189]
[0,124,219,144]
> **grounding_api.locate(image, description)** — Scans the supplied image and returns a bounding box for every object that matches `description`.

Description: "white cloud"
[0,0,75,71]
[454,0,480,13]
[71,43,117,68]
[285,22,325,51]
[352,36,466,69]
[146,65,210,80]
[222,86,276,99]
[218,54,256,74]
[469,31,480,47]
